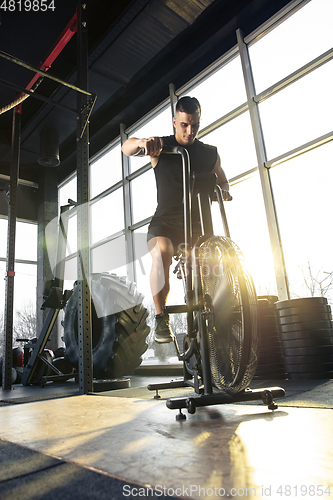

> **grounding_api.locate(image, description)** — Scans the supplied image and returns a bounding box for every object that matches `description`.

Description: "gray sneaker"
[154,313,174,343]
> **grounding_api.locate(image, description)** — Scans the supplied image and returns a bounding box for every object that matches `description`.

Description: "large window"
[128,107,173,174]
[270,141,333,302]
[185,55,247,130]
[91,235,127,276]
[259,60,333,160]
[59,140,126,285]
[249,0,333,93]
[58,174,76,211]
[0,218,37,348]
[90,143,122,199]
[213,174,277,295]
[90,189,124,243]
[203,111,257,178]
[130,169,157,224]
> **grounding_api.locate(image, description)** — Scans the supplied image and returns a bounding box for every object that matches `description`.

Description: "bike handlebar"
[160,144,185,155]
[134,144,184,156]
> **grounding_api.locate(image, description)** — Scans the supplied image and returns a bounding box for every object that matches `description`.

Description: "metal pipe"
[215,184,231,238]
[0,49,92,96]
[2,108,21,391]
[0,78,77,113]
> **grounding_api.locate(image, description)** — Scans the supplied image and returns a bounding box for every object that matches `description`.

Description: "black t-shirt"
[152,135,217,222]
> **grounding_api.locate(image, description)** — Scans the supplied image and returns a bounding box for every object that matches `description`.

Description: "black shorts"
[147,218,202,253]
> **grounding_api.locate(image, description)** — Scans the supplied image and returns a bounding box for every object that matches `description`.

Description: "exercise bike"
[147,145,285,419]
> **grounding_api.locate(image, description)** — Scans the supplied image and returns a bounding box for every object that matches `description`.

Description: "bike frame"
[161,145,227,395]
[148,146,285,417]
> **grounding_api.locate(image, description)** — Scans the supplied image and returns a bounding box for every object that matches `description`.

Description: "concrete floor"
[0,376,332,499]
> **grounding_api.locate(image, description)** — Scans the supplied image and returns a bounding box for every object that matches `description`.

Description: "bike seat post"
[215,184,231,238]
[193,173,216,239]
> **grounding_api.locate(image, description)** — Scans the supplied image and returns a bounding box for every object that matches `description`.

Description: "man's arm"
[212,154,232,201]
[121,136,163,165]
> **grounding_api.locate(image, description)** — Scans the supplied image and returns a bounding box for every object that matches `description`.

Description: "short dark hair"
[176,96,201,115]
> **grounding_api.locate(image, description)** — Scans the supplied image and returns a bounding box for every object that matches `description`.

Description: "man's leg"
[148,236,174,342]
[148,236,174,314]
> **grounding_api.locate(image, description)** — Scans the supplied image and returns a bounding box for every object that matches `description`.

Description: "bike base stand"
[147,382,285,420]
[147,379,188,399]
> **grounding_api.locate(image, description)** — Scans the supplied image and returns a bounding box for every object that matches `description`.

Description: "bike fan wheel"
[197,236,258,393]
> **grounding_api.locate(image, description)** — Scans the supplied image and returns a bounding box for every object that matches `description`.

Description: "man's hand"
[222,190,233,201]
[121,136,164,158]
[212,189,233,202]
[138,137,164,157]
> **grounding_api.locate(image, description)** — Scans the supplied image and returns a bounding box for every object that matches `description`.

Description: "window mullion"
[120,123,135,283]
[237,28,290,300]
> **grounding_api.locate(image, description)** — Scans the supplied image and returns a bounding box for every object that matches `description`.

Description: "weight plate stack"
[274,297,333,379]
[254,295,287,380]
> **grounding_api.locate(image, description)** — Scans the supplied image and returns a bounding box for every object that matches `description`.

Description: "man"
[122,97,231,343]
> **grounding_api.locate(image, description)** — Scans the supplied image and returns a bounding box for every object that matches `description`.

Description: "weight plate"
[257,295,279,304]
[259,345,282,356]
[279,328,333,341]
[279,320,333,333]
[260,341,281,349]
[260,336,281,343]
[255,369,287,378]
[256,362,285,371]
[52,357,73,374]
[260,351,282,359]
[258,358,284,367]
[278,312,332,325]
[259,333,280,342]
[282,346,333,357]
[259,344,282,356]
[259,347,283,356]
[259,315,279,324]
[258,318,279,332]
[285,362,333,373]
[288,371,333,380]
[259,345,283,355]
[275,297,328,310]
[255,372,286,379]
[259,324,279,332]
[259,330,280,338]
[276,304,331,318]
[259,309,278,317]
[260,337,282,345]
[255,368,286,376]
[281,337,333,349]
[254,374,287,380]
[258,300,277,308]
[260,338,281,346]
[259,321,279,328]
[283,353,333,365]
[257,355,284,363]
[259,339,282,347]
[259,322,279,331]
[258,310,278,316]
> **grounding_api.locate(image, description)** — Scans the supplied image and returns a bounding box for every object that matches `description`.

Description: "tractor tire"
[63,273,150,379]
